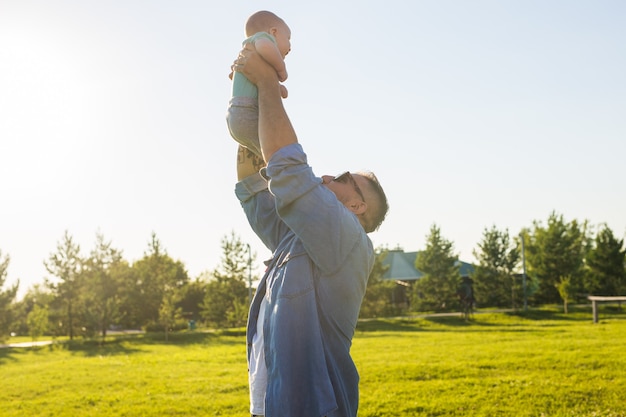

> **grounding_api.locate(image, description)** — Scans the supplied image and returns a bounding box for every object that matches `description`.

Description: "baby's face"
[274,22,291,58]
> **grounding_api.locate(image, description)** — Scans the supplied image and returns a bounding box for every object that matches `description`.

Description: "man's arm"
[237,145,266,181]
[236,43,298,163]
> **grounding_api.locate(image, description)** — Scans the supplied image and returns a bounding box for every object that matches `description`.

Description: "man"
[233,43,389,417]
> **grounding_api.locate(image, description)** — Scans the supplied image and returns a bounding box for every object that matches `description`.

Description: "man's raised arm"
[237,145,266,181]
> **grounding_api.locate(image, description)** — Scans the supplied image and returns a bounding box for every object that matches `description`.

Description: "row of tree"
[1,211,625,341]
[364,212,626,316]
[0,231,254,342]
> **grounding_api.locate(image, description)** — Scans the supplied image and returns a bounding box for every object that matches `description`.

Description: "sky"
[1,0,625,299]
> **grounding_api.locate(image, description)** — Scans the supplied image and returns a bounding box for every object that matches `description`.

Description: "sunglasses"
[333,171,366,202]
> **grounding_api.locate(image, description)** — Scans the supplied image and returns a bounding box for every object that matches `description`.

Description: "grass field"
[1,306,625,416]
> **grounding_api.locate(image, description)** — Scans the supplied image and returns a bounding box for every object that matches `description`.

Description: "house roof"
[381,250,475,281]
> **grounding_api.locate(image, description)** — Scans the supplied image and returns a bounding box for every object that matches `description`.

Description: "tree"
[81,233,124,340]
[115,262,141,329]
[10,284,55,337]
[472,226,521,308]
[159,284,182,341]
[0,250,19,342]
[45,231,82,340]
[131,233,189,329]
[586,225,626,296]
[201,232,253,328]
[360,248,398,318]
[555,276,574,314]
[178,278,207,322]
[413,225,459,312]
[526,212,590,305]
[27,304,49,341]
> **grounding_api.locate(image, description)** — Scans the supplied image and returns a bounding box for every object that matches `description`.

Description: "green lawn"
[1,307,625,416]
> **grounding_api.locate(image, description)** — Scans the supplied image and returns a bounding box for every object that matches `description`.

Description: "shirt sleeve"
[235,171,289,252]
[265,144,365,274]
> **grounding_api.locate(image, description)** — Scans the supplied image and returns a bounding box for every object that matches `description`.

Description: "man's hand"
[233,43,279,88]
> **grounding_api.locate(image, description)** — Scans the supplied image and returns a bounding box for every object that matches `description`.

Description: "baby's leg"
[226,97,262,157]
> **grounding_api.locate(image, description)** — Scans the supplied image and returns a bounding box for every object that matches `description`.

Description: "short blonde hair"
[357,171,389,233]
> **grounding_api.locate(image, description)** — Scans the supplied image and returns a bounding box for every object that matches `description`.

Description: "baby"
[227,10,291,158]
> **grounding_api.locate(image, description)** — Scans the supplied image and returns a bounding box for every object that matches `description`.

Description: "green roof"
[381,250,475,281]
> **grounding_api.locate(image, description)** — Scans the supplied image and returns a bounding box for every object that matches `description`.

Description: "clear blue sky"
[2,0,625,298]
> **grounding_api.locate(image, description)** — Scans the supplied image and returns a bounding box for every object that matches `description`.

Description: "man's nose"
[321,175,333,184]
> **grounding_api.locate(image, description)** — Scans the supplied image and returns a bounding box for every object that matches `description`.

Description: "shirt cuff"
[265,143,307,178]
[235,171,268,203]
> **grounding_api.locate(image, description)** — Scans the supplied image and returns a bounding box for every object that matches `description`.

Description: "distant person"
[227,10,291,158]
[459,276,475,304]
[458,276,475,319]
[231,43,389,416]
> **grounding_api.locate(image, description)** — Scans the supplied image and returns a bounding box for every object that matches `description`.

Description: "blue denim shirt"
[235,144,374,417]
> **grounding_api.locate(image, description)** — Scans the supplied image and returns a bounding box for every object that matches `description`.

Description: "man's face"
[322,172,366,205]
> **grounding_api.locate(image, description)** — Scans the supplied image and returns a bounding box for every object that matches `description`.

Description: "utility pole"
[246,243,252,305]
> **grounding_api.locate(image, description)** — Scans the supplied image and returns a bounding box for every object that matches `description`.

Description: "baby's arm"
[254,37,288,82]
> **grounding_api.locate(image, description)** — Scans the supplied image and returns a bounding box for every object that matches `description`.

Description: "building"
[379,250,475,309]
[381,250,475,285]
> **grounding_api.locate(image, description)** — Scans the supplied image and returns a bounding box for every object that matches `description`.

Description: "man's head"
[245,10,291,58]
[323,171,389,233]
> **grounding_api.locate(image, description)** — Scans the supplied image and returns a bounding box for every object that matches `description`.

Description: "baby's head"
[245,10,291,58]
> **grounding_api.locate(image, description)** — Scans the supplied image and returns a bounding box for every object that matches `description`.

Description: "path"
[0,340,54,349]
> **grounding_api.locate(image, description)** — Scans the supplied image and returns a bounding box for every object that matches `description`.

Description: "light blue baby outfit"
[226,32,277,157]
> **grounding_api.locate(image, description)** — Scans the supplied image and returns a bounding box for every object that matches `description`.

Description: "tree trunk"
[68,300,74,340]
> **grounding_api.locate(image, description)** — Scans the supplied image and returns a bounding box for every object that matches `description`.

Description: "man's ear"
[347,200,367,215]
